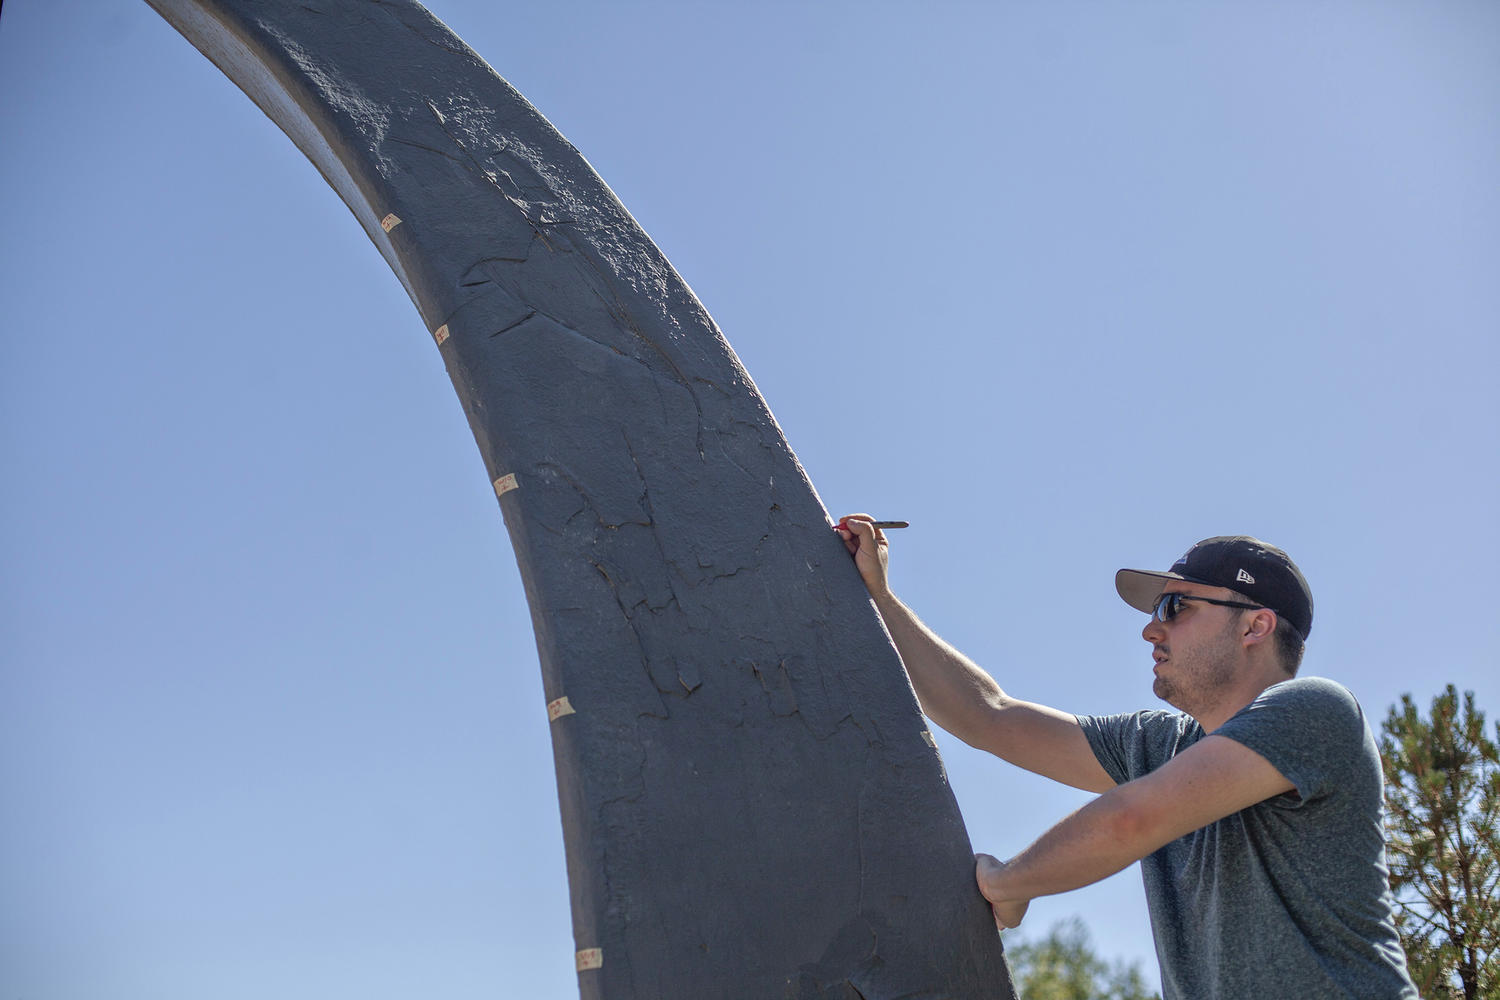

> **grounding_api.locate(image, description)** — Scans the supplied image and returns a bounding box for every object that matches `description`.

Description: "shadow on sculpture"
[145,2,1016,996]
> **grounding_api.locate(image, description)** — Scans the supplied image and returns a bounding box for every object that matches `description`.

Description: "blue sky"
[3,2,1496,997]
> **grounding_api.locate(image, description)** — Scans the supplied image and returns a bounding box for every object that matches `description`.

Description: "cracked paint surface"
[146,2,1016,997]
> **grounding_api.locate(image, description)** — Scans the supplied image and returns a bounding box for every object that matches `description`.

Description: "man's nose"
[1142,615,1166,643]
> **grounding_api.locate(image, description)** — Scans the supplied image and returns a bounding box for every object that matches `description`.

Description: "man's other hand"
[975,852,1030,930]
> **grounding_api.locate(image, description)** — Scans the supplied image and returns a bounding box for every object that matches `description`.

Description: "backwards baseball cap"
[1115,535,1314,640]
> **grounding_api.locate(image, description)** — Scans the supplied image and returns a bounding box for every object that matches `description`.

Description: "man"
[836,518,1416,1000]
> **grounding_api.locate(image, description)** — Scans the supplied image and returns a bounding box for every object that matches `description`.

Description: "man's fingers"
[996,899,1029,930]
[838,514,887,547]
[836,514,869,547]
[975,853,1027,929]
[974,852,1002,897]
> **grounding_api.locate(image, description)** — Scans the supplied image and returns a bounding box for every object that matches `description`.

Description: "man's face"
[1141,581,1248,716]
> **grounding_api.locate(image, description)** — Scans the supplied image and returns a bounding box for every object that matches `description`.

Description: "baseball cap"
[1115,535,1314,640]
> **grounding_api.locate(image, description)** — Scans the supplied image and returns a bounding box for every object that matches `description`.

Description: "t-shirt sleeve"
[1212,677,1368,803]
[1077,709,1189,785]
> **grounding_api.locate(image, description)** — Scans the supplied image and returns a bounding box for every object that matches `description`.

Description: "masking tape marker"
[433,324,450,346]
[921,731,937,748]
[575,948,603,971]
[493,472,519,498]
[547,696,575,722]
[380,213,402,232]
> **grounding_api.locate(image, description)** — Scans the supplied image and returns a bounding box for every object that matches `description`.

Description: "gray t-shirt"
[1077,677,1417,1000]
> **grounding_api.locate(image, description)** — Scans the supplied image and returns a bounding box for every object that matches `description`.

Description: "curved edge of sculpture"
[144,2,1016,996]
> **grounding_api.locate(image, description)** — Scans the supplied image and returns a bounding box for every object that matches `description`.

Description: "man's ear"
[1242,609,1278,644]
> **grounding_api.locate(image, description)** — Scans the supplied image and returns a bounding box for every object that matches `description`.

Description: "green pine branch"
[1381,686,1500,1000]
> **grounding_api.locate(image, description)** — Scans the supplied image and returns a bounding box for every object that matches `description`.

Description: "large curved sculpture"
[145,2,1014,996]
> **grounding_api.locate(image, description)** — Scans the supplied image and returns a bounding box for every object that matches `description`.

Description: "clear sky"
[3,1,1496,998]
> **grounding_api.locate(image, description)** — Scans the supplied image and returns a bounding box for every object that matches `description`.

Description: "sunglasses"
[1152,592,1266,623]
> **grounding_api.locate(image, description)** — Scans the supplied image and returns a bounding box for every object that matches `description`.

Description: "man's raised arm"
[837,516,1113,794]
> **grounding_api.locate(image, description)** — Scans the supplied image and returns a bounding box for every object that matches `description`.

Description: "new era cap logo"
[1236,568,1256,585]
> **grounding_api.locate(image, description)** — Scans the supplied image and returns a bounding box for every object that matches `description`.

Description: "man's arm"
[838,516,1113,794]
[976,733,1296,927]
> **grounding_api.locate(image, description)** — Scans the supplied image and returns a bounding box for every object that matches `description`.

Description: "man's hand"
[975,853,1030,930]
[835,513,891,597]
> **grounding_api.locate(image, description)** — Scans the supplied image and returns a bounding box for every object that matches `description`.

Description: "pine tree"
[1380,686,1500,999]
[1005,918,1160,1000]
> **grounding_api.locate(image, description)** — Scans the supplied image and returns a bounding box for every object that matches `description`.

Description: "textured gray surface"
[144,1,1014,995]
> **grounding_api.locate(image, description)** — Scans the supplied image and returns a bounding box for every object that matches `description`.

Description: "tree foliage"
[1380,686,1500,999]
[1005,918,1160,1000]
